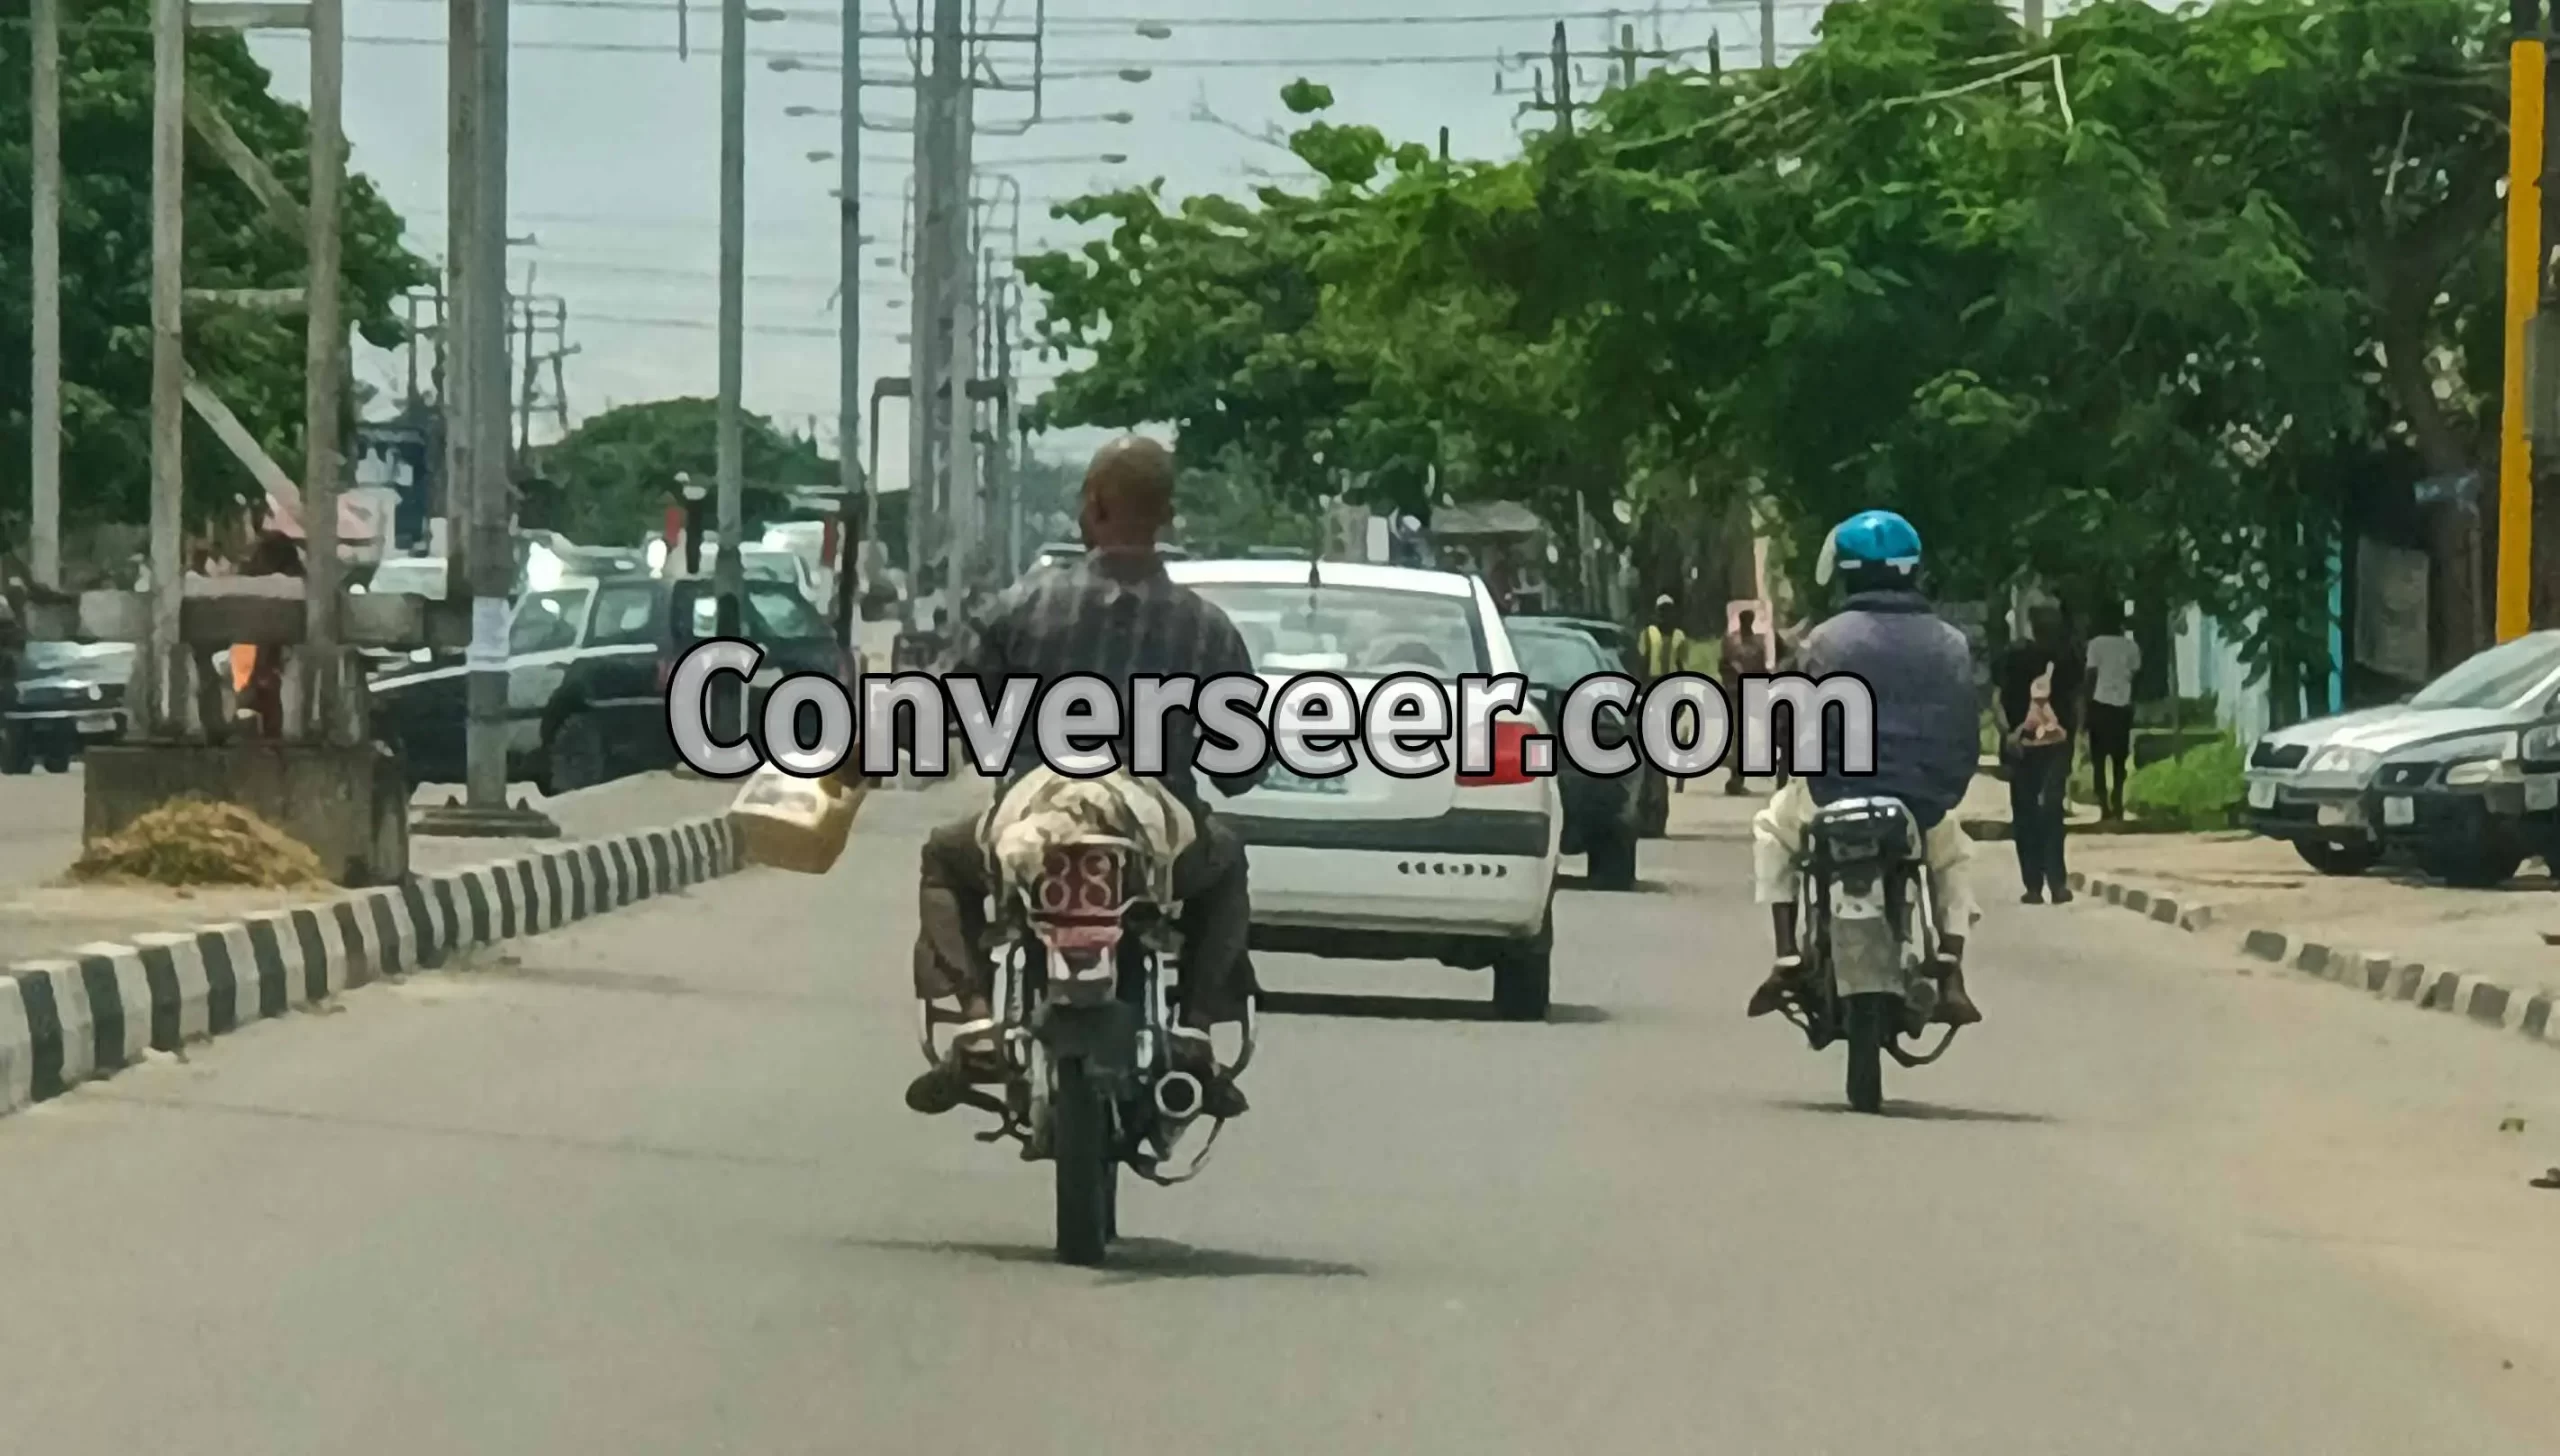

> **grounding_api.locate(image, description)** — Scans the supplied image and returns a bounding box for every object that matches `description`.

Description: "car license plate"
[2383,795,2415,827]
[2530,777,2560,813]
[75,711,117,732]
[1263,767,1347,795]
[2247,780,2276,810]
[2315,802,2357,828]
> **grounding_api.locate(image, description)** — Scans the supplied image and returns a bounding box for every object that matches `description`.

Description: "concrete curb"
[0,817,742,1121]
[2064,869,2560,1055]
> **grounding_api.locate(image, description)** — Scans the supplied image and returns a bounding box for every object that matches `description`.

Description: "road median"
[0,803,743,1121]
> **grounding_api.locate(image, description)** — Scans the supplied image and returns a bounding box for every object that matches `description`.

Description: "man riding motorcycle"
[1745,509,1984,1026]
[904,435,1266,1120]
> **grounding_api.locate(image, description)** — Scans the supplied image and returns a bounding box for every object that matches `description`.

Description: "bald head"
[1080,434,1176,552]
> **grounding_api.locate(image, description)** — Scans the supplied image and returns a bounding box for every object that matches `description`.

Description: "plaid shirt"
[950,551,1259,805]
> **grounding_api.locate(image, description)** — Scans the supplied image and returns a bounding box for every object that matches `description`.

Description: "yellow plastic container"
[727,762,871,875]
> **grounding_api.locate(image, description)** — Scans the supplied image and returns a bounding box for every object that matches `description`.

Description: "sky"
[238,0,1835,495]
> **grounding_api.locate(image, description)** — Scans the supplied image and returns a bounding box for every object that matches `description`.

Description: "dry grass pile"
[69,796,328,889]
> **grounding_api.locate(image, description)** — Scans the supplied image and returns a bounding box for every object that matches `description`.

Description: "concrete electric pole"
[2500,0,2547,643]
[712,0,749,740]
[30,0,62,592]
[838,0,865,627]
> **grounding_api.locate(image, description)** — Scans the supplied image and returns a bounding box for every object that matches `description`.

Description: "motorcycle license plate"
[1832,882,1888,922]
[1038,846,1124,916]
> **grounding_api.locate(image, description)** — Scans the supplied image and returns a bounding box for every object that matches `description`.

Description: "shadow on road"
[1769,1096,2054,1125]
[846,1236,1367,1282]
[1261,991,1612,1024]
[1553,874,1676,895]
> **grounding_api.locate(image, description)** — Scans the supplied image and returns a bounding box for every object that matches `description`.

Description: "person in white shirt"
[2083,610,2141,820]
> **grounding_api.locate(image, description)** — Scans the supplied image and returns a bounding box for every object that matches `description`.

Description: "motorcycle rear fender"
[1827,913,1909,999]
[1033,998,1141,1073]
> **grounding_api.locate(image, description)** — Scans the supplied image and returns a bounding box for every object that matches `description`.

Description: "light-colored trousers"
[1750,779,1983,935]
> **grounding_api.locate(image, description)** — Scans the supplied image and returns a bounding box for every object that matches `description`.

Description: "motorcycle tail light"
[1458,718,1538,788]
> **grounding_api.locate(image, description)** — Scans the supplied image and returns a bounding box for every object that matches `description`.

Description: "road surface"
[2,783,2555,1453]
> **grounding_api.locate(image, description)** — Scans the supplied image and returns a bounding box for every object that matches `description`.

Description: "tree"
[530,397,832,547]
[0,0,429,551]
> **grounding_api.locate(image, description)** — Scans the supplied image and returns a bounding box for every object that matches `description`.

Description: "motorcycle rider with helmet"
[1744,509,1985,1026]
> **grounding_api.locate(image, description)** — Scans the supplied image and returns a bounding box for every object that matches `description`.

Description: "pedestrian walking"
[1997,606,2081,904]
[1720,606,1769,794]
[2083,607,2141,821]
[1639,595,1690,792]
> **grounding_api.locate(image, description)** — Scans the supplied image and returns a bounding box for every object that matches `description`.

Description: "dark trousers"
[2085,702,2133,818]
[2010,740,2073,897]
[913,812,1257,1023]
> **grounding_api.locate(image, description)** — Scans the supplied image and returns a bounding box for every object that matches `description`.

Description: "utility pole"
[947,75,980,597]
[443,0,476,585]
[517,274,540,458]
[2499,0,2546,643]
[145,0,188,737]
[1761,0,1777,70]
[2023,0,2044,39]
[1552,22,1573,136]
[301,0,352,744]
[30,0,62,592]
[713,0,748,739]
[908,0,965,629]
[1619,21,1638,87]
[838,0,864,628]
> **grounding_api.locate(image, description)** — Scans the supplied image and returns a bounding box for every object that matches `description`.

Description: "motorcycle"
[916,814,1252,1267]
[1773,795,1959,1113]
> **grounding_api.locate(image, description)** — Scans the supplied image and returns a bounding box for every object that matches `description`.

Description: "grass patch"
[2122,735,2246,831]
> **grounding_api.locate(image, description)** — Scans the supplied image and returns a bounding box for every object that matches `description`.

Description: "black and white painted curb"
[0,817,741,1120]
[2067,870,2560,1053]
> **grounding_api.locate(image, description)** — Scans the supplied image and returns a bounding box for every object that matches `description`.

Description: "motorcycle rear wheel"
[1051,1055,1119,1266]
[1842,993,1894,1114]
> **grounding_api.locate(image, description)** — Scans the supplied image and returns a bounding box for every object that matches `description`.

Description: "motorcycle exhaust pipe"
[1153,1070,1204,1122]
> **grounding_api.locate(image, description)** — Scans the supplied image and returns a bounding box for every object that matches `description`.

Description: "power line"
[331,0,1810,25]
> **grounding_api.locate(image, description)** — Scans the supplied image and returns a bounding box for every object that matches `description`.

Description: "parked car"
[742,545,826,609]
[2244,630,2560,875]
[2361,718,2560,887]
[1508,612,1669,835]
[1508,619,1645,890]
[1166,558,1563,1019]
[1,641,135,774]
[370,572,849,793]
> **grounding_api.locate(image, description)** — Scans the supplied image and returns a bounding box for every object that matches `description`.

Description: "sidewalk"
[2067,832,2560,1004]
[0,772,738,969]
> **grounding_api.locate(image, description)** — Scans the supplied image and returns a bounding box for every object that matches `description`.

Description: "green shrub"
[2123,735,2245,830]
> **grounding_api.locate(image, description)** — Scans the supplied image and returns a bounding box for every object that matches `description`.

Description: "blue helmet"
[1815,509,1922,587]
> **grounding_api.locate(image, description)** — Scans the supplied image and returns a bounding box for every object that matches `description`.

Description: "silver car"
[2242,630,2560,874]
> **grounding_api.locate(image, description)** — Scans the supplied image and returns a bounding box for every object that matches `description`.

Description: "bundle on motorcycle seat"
[983,768,1194,904]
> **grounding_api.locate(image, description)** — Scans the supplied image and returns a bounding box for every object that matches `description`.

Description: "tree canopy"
[0,0,429,550]
[527,396,833,548]
[1021,0,2512,711]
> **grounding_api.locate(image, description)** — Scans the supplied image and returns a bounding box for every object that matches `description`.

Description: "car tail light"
[1459,719,1537,788]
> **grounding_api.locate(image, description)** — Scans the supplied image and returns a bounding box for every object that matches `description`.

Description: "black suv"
[371,574,849,792]
[1510,619,1645,890]
[2,641,136,774]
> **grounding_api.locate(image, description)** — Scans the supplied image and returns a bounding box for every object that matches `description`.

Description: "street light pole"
[838,0,863,629]
[714,0,748,735]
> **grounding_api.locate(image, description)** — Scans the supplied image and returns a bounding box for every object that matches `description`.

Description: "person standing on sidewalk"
[2083,608,2141,821]
[1720,606,1769,794]
[1997,606,2082,904]
[1639,595,1691,792]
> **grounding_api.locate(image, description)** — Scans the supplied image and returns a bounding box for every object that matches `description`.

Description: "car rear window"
[1511,628,1613,688]
[674,582,830,643]
[1185,582,1485,677]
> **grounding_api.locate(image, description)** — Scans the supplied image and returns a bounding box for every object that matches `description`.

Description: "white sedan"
[1167,559,1564,1020]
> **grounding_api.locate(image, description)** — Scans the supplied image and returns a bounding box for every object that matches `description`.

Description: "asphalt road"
[3,783,2557,1454]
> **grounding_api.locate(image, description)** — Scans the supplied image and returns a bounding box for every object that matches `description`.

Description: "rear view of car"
[1167,560,1562,1019]
[1,642,136,774]
[1509,620,1645,889]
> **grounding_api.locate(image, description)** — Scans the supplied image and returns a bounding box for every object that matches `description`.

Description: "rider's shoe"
[1933,962,1983,1026]
[905,1025,1003,1115]
[1170,1027,1249,1119]
[1748,955,1806,1018]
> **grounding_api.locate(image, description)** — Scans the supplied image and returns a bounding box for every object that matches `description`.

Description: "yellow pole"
[2498,31,2546,642]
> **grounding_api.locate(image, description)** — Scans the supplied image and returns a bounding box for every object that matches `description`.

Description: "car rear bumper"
[1230,806,1556,951]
